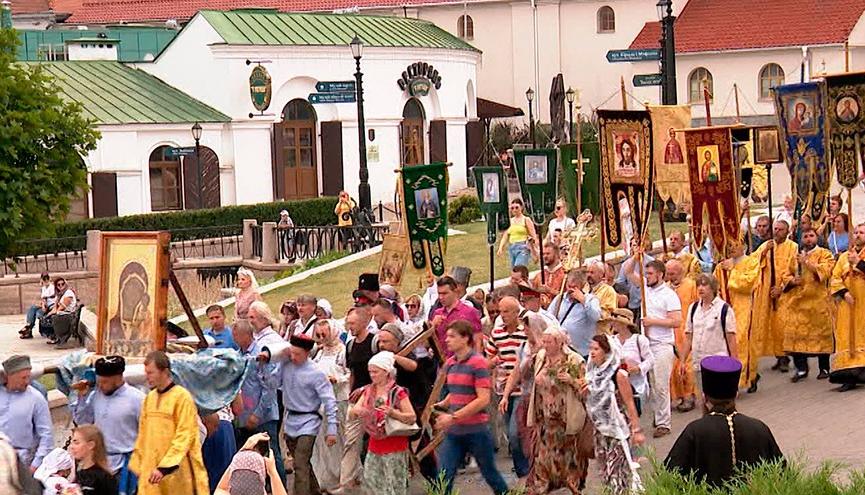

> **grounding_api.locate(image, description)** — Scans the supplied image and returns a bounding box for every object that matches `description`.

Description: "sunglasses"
[555,206,563,210]
[314,333,328,339]
[406,303,419,309]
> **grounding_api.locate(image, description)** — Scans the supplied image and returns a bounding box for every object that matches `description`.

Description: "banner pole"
[659,201,669,255]
[766,162,777,310]
[621,76,628,110]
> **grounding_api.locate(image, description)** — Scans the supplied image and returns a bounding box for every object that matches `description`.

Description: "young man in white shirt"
[621,256,682,438]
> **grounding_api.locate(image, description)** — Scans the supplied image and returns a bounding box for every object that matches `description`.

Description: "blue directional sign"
[316,80,356,93]
[166,146,196,157]
[633,73,663,87]
[606,49,661,63]
[308,92,356,104]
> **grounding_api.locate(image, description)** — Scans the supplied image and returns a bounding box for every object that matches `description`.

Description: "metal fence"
[169,225,243,260]
[3,236,87,277]
[252,224,389,262]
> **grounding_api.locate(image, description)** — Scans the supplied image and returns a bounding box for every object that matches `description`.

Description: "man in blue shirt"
[548,270,601,357]
[204,305,238,350]
[0,355,53,470]
[616,238,655,321]
[263,334,337,495]
[73,355,145,494]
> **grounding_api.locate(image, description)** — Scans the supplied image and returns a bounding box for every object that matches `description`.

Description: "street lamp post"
[565,87,575,144]
[526,87,535,148]
[350,35,371,214]
[191,122,203,209]
[657,0,677,105]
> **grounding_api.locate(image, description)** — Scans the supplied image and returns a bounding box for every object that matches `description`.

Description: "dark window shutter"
[430,119,447,163]
[182,154,200,210]
[199,147,221,208]
[272,124,286,200]
[91,172,118,218]
[465,119,484,169]
[320,121,344,196]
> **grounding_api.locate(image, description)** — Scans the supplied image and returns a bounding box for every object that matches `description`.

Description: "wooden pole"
[746,206,753,252]
[576,112,584,212]
[600,209,607,263]
[169,270,208,349]
[659,202,668,255]
[734,83,741,123]
[637,246,648,332]
[621,76,628,110]
[845,41,850,72]
[766,163,777,310]
[703,80,712,126]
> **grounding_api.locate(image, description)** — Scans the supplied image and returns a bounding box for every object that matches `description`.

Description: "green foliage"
[47,197,339,240]
[424,471,456,495]
[448,194,481,225]
[642,457,865,495]
[0,28,99,257]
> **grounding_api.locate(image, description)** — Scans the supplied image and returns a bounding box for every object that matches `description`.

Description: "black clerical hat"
[95,355,126,376]
[700,356,742,400]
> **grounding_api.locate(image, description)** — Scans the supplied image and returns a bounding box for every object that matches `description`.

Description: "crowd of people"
[3,192,864,495]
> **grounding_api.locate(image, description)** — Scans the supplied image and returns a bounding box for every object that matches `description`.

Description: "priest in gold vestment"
[715,243,759,390]
[130,351,210,495]
[782,228,836,382]
[829,223,865,392]
[666,259,697,411]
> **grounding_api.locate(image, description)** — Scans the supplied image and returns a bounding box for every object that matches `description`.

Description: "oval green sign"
[249,65,272,112]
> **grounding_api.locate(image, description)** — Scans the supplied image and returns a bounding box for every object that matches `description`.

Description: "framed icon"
[754,126,782,164]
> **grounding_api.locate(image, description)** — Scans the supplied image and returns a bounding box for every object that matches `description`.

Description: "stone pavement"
[3,315,864,494]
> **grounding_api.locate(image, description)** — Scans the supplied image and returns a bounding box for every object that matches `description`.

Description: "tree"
[0,28,99,257]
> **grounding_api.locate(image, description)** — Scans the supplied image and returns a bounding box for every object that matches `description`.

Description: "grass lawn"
[194,215,686,325]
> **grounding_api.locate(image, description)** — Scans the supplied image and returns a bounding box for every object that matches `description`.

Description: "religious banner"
[597,110,654,248]
[648,105,691,207]
[774,81,831,228]
[732,127,755,200]
[401,162,449,276]
[560,142,601,215]
[825,71,865,189]
[472,166,509,245]
[684,126,740,254]
[513,148,558,220]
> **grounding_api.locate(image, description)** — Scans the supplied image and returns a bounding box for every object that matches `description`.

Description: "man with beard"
[747,215,771,254]
[531,244,565,309]
[782,227,835,382]
[585,260,618,334]
[829,223,865,391]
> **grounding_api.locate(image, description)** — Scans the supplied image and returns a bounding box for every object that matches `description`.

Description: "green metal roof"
[20,61,230,125]
[199,10,479,52]
[17,28,178,62]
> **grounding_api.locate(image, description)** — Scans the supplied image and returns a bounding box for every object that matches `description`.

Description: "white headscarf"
[34,448,74,493]
[369,351,396,375]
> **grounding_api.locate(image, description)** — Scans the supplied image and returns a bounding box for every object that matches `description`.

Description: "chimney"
[65,34,119,61]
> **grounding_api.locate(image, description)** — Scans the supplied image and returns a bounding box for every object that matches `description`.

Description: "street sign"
[308,92,356,104]
[316,80,356,93]
[606,49,661,63]
[166,146,196,157]
[633,73,663,87]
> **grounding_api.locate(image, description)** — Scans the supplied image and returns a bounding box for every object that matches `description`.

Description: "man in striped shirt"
[485,296,530,478]
[435,320,509,495]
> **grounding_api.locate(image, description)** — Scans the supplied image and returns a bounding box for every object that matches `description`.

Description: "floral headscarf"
[585,335,630,441]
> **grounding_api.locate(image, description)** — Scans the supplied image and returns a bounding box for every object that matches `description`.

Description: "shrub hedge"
[47,197,339,240]
[448,193,482,225]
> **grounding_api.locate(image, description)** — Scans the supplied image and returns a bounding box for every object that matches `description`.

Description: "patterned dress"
[527,358,591,495]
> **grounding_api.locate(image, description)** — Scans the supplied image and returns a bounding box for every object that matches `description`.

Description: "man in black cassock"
[665,355,783,486]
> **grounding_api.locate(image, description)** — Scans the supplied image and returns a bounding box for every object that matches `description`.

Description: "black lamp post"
[526,87,535,148]
[191,122,203,209]
[657,0,677,105]
[350,35,370,213]
[565,87,575,143]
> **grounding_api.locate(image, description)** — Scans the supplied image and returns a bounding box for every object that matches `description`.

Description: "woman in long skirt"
[311,320,350,491]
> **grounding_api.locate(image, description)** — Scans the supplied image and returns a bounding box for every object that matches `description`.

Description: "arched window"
[149,145,182,211]
[457,14,473,40]
[688,67,713,103]
[759,63,785,99]
[597,6,615,33]
[275,99,318,199]
[401,98,426,166]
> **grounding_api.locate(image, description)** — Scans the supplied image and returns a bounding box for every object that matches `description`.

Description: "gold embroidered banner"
[648,105,691,207]
[825,71,865,189]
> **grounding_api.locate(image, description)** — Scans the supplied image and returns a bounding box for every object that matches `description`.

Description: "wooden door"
[277,121,318,199]
[401,119,425,165]
[182,147,221,209]
[320,121,344,196]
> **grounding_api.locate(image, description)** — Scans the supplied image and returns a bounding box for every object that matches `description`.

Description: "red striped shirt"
[444,351,491,434]
[485,325,527,395]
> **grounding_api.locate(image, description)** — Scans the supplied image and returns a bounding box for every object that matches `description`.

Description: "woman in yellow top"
[497,198,539,268]
[334,191,356,227]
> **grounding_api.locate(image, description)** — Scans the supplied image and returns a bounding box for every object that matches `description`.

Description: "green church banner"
[402,162,449,275]
[514,148,558,223]
[471,166,509,245]
[560,142,601,217]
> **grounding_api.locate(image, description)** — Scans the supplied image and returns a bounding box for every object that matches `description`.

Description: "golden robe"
[829,250,865,378]
[750,239,798,358]
[670,278,697,400]
[130,384,209,495]
[663,251,702,279]
[716,256,760,387]
[532,264,565,309]
[587,282,618,334]
[782,247,835,355]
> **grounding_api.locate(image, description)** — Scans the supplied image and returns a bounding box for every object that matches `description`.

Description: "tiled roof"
[10,0,52,14]
[50,0,84,15]
[630,0,865,53]
[17,27,178,61]
[200,9,478,51]
[22,61,230,124]
[65,0,475,24]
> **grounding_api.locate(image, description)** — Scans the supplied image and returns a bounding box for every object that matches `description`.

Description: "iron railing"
[251,224,388,263]
[169,225,243,260]
[3,236,87,277]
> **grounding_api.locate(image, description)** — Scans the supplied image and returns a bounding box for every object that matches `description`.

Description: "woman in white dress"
[311,319,350,492]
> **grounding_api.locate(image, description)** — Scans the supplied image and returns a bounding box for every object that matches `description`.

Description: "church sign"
[397,62,442,97]
[249,65,272,112]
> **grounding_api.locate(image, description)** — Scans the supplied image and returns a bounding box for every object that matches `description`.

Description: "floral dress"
[527,358,591,495]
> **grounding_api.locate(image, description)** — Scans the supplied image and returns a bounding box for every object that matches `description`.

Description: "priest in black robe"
[665,356,783,486]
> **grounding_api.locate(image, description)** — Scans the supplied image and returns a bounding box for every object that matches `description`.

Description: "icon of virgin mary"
[108,261,153,342]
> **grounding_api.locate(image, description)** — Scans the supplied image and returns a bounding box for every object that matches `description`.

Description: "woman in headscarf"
[583,334,645,494]
[310,319,349,492]
[215,432,287,495]
[349,351,416,495]
[523,326,593,495]
[233,268,262,320]
[33,448,73,495]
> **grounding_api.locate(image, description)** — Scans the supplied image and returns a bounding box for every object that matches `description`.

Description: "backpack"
[689,301,731,355]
